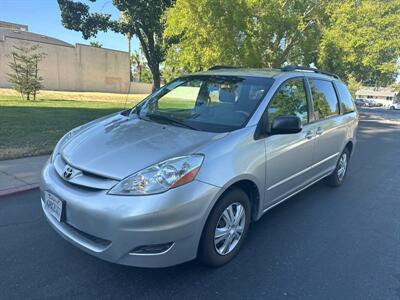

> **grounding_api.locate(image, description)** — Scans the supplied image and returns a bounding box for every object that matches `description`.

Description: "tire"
[198,188,251,267]
[390,106,395,110]
[326,148,350,187]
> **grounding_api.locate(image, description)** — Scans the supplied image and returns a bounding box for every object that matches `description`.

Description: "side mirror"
[271,115,302,135]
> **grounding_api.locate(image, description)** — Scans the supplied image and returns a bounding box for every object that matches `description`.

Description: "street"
[1,109,400,300]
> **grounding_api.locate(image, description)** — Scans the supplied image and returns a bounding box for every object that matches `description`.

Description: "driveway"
[1,109,400,299]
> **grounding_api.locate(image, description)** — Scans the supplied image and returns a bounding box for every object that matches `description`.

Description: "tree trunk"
[11,53,24,101]
[138,65,142,82]
[128,36,133,81]
[34,59,38,100]
[137,28,160,92]
[151,64,161,92]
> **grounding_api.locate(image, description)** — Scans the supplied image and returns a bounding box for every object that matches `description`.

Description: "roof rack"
[281,65,340,80]
[208,65,240,71]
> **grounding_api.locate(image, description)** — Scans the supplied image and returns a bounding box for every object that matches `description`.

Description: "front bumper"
[40,160,220,268]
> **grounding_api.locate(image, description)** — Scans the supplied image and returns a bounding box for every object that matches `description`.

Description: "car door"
[307,78,348,177]
[264,77,317,208]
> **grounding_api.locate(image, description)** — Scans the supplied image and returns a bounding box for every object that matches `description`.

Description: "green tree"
[165,0,399,87]
[131,50,145,82]
[58,0,173,91]
[391,82,400,93]
[318,0,400,86]
[130,50,153,83]
[140,67,154,84]
[89,40,102,47]
[346,75,362,98]
[163,0,328,72]
[7,44,46,101]
[161,64,182,83]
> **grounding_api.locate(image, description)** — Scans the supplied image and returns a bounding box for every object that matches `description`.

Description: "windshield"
[136,75,274,132]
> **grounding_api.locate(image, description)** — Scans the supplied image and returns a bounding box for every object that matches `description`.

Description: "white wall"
[0,38,131,93]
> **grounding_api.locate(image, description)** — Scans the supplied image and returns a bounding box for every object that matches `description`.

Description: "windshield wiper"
[146,113,198,131]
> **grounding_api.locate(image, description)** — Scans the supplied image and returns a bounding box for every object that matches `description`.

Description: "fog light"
[129,242,174,255]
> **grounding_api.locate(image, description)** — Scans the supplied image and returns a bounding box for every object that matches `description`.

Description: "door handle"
[305,130,314,140]
[316,127,323,135]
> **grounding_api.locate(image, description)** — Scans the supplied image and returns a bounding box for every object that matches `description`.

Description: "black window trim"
[254,76,311,140]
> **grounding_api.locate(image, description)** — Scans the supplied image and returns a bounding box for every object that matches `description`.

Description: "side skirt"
[261,169,334,216]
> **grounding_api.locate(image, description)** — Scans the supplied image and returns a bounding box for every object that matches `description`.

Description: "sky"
[0,0,139,52]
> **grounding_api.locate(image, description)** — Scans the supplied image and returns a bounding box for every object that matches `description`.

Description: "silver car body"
[41,69,358,267]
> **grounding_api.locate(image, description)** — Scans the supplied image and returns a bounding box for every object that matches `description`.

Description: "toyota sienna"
[41,65,358,267]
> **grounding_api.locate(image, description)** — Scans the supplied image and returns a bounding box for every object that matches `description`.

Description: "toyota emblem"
[63,165,75,180]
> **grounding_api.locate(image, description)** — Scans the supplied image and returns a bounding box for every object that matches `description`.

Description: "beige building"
[356,86,399,106]
[0,21,132,93]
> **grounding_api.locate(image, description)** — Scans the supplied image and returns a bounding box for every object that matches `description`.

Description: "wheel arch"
[344,140,354,157]
[206,176,264,223]
[227,180,261,221]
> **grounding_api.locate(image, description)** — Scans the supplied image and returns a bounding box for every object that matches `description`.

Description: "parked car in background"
[355,99,366,107]
[389,101,400,110]
[364,99,380,107]
[40,65,358,268]
[370,99,383,107]
[363,99,374,107]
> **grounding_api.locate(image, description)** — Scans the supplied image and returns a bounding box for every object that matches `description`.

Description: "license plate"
[44,192,64,222]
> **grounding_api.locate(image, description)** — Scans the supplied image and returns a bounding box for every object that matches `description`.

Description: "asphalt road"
[1,109,400,300]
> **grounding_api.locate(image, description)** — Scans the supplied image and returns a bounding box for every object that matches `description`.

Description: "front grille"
[53,155,119,190]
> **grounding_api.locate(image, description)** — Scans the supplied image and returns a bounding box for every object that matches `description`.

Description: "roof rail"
[208,65,240,71]
[281,65,340,80]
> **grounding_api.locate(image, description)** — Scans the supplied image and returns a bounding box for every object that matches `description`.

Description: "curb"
[0,184,39,197]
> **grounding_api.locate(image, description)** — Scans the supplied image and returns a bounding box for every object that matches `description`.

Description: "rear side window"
[335,82,355,114]
[308,79,339,120]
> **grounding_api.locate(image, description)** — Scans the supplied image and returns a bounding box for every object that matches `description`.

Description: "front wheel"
[326,148,350,187]
[198,188,251,267]
[390,106,395,110]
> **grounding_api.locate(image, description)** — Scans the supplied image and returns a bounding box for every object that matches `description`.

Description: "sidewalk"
[0,155,49,196]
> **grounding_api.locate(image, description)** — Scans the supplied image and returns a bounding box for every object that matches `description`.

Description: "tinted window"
[335,82,355,114]
[308,79,339,120]
[268,78,308,127]
[138,76,274,132]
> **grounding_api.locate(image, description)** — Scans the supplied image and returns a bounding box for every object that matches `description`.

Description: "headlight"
[50,129,79,163]
[108,155,204,195]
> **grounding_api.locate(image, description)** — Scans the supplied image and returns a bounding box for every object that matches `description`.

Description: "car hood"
[61,113,226,180]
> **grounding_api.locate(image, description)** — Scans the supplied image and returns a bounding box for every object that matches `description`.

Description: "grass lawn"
[0,89,147,160]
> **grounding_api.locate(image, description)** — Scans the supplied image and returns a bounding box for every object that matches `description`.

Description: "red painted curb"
[0,184,39,197]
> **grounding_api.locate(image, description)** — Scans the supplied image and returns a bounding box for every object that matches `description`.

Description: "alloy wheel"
[214,202,246,255]
[337,152,348,181]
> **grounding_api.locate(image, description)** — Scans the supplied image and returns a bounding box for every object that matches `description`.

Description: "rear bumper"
[40,160,220,268]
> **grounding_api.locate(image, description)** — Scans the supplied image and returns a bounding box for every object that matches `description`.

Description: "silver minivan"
[41,66,358,268]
